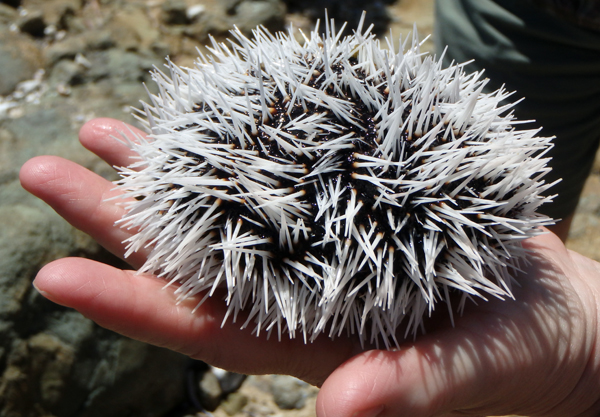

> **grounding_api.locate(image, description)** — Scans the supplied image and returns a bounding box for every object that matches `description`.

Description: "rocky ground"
[0,0,598,417]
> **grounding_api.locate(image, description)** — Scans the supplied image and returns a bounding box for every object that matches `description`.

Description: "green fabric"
[435,0,600,219]
[530,0,600,31]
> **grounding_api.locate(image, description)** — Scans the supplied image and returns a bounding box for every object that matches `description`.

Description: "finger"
[316,320,560,417]
[19,156,147,267]
[33,257,357,385]
[316,335,482,417]
[79,117,147,168]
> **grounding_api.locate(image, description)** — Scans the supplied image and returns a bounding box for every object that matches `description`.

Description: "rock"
[186,4,206,21]
[44,30,114,65]
[230,0,286,34]
[0,161,189,417]
[21,0,82,29]
[109,5,160,52]
[0,106,76,170]
[0,4,17,24]
[218,370,247,394]
[0,0,20,8]
[0,205,70,316]
[161,0,189,25]
[182,0,285,41]
[104,48,159,83]
[16,9,45,37]
[198,368,223,411]
[49,58,86,86]
[220,392,249,416]
[0,30,44,95]
[0,328,189,417]
[270,375,309,410]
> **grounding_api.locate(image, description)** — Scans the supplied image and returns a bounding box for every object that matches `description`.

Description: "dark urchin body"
[116,15,554,347]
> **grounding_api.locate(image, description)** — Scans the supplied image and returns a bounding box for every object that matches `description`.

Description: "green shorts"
[435,0,600,219]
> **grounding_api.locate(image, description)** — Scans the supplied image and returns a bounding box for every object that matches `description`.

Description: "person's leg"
[435,0,600,241]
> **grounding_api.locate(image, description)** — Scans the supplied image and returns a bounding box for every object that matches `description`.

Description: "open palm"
[20,118,600,417]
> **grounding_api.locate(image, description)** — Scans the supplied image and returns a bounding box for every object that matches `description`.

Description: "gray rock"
[44,30,114,65]
[49,58,86,86]
[0,200,187,417]
[270,375,308,410]
[186,4,206,22]
[16,9,45,37]
[0,162,187,417]
[198,369,223,411]
[0,1,19,9]
[0,75,186,417]
[218,371,247,394]
[185,0,286,41]
[161,0,189,25]
[48,48,159,90]
[109,5,161,53]
[0,329,189,417]
[576,194,600,216]
[21,0,82,29]
[220,392,249,416]
[104,48,159,83]
[229,0,286,34]
[0,30,43,95]
[0,106,76,172]
[0,4,17,24]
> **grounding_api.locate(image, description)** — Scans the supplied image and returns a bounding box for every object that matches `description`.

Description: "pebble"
[161,0,189,25]
[186,4,206,21]
[198,369,223,411]
[15,9,45,37]
[44,29,114,64]
[0,30,43,95]
[213,367,247,394]
[220,392,249,416]
[270,375,311,410]
[0,4,18,24]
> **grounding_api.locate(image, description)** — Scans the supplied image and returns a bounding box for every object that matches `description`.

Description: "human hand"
[318,232,600,417]
[20,118,600,416]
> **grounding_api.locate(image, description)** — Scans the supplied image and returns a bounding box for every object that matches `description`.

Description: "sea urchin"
[115,14,554,348]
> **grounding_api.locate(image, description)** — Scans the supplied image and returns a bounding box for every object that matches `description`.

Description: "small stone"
[161,0,189,25]
[0,3,18,24]
[212,367,247,395]
[186,4,205,21]
[198,369,223,411]
[232,0,286,34]
[49,59,85,86]
[110,5,159,51]
[16,9,46,37]
[45,30,114,65]
[150,41,171,58]
[220,392,249,416]
[1,0,20,8]
[56,83,71,96]
[0,30,43,97]
[270,375,307,410]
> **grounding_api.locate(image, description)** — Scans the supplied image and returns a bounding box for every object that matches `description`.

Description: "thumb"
[315,343,473,417]
[315,232,598,417]
[314,315,552,417]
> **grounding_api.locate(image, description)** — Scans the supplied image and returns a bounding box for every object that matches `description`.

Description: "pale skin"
[20,118,600,417]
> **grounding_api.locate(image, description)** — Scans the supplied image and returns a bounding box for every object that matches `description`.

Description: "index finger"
[79,117,147,169]
[19,155,148,267]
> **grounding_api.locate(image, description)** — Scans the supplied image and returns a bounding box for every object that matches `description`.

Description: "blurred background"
[0,0,598,416]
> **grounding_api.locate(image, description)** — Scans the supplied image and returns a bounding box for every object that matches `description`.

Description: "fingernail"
[352,405,385,417]
[32,280,49,298]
